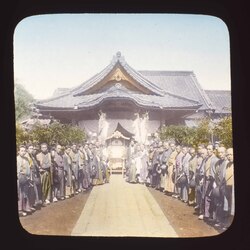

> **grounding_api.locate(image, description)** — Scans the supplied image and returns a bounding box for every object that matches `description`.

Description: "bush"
[214,116,232,148]
[16,120,86,148]
[159,117,232,148]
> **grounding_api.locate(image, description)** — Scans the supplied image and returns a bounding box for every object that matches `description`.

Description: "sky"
[13,14,230,100]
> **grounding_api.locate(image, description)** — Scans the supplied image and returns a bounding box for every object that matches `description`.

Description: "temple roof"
[205,90,231,114]
[138,70,213,110]
[36,83,201,110]
[36,52,219,112]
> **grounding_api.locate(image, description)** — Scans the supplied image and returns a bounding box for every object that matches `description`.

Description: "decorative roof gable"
[72,52,165,96]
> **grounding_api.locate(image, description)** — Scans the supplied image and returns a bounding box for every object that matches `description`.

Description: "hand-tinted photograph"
[14,14,233,237]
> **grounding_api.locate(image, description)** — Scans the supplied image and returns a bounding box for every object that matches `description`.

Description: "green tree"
[193,118,212,147]
[14,83,34,121]
[159,118,213,148]
[159,125,196,146]
[18,120,86,147]
[214,116,233,148]
[16,123,32,148]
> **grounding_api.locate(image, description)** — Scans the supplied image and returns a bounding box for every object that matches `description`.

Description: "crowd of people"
[17,141,110,217]
[17,139,234,231]
[125,140,234,231]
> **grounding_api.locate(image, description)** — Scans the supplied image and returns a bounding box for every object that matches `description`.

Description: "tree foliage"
[16,121,86,148]
[159,117,232,148]
[214,116,232,148]
[14,83,34,121]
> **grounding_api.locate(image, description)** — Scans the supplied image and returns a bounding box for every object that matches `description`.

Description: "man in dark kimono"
[52,144,65,201]
[69,144,80,194]
[222,148,234,230]
[172,145,184,199]
[199,144,219,221]
[213,147,229,228]
[179,146,191,203]
[159,142,172,191]
[146,144,155,186]
[194,148,207,216]
[26,144,42,209]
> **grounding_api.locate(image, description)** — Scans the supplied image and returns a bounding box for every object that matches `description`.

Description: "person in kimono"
[52,144,65,201]
[172,145,184,198]
[17,145,32,216]
[91,145,103,185]
[146,143,155,186]
[84,143,92,189]
[187,147,198,206]
[126,140,135,179]
[179,146,191,203]
[69,144,80,193]
[134,144,143,183]
[194,148,207,216]
[36,143,52,205]
[26,144,42,209]
[139,144,149,184]
[78,145,86,192]
[212,146,229,228]
[128,154,137,183]
[222,148,234,230]
[199,144,219,221]
[159,141,172,191]
[64,145,74,198]
[164,142,177,195]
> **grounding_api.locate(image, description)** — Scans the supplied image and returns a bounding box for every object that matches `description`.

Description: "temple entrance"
[106,128,131,175]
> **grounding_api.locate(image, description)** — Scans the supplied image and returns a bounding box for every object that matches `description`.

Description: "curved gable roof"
[72,52,165,96]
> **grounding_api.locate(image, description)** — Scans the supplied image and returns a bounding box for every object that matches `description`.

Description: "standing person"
[126,140,135,179]
[155,144,164,190]
[140,144,149,184]
[134,144,143,183]
[187,147,198,206]
[84,143,92,189]
[200,144,219,221]
[146,143,155,186]
[213,147,229,228]
[64,146,74,198]
[221,148,234,230]
[69,144,80,194]
[159,141,172,191]
[179,146,191,203]
[172,145,184,198]
[164,142,177,195]
[78,145,87,191]
[36,143,52,205]
[53,144,65,201]
[194,148,207,216]
[17,145,32,216]
[26,144,43,209]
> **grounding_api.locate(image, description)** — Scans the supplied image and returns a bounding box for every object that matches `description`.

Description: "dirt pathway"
[71,175,178,237]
